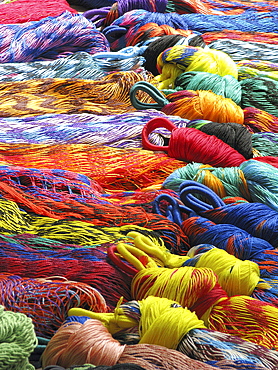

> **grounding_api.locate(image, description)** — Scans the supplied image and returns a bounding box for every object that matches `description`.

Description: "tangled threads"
[0,273,107,338]
[237,60,278,82]
[130,81,245,124]
[0,144,185,191]
[155,45,238,89]
[131,267,278,348]
[174,71,241,104]
[0,71,154,118]
[0,0,77,24]
[0,52,106,82]
[0,12,109,64]
[0,305,37,370]
[143,34,206,75]
[142,117,246,167]
[186,120,253,159]
[0,111,188,146]
[240,77,278,117]
[208,39,278,62]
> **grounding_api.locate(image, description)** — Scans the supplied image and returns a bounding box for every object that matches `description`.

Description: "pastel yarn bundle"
[0,273,107,338]
[0,12,109,64]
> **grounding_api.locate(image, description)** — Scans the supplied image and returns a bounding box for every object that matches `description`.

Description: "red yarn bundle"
[142,117,246,167]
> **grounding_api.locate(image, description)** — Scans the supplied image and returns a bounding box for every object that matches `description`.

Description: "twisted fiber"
[0,72,153,118]
[186,120,252,159]
[0,0,77,24]
[0,52,106,82]
[238,66,278,82]
[70,0,115,9]
[174,72,242,105]
[0,305,37,370]
[0,144,185,191]
[0,12,109,64]
[202,30,278,45]
[0,185,190,253]
[240,77,278,117]
[237,60,278,72]
[209,39,278,62]
[0,237,135,309]
[0,273,107,338]
[243,107,278,133]
[0,111,188,147]
[178,328,278,370]
[252,132,278,157]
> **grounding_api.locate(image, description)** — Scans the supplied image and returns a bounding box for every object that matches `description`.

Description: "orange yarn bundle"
[0,144,185,191]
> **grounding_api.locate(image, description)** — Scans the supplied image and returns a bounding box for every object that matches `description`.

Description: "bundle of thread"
[0,273,107,338]
[103,10,278,50]
[154,44,238,89]
[178,177,278,249]
[237,60,278,82]
[0,52,107,82]
[0,12,109,64]
[162,160,278,211]
[201,30,278,45]
[243,106,278,133]
[252,132,278,157]
[0,144,185,191]
[142,34,206,76]
[0,187,190,253]
[172,71,242,105]
[0,111,188,147]
[0,305,37,370]
[240,77,278,117]
[208,39,278,62]
[44,365,148,370]
[68,296,278,369]
[69,0,116,9]
[130,82,245,124]
[141,117,246,167]
[0,0,77,24]
[131,267,278,348]
[186,120,253,159]
[0,71,154,118]
[41,316,220,369]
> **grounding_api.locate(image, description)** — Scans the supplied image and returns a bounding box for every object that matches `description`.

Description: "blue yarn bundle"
[0,11,109,63]
[0,111,187,146]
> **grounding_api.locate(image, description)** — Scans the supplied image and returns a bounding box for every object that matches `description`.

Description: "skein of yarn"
[0,305,37,370]
[130,81,245,124]
[141,117,246,167]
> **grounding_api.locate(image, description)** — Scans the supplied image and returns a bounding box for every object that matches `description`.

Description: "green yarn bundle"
[0,305,37,370]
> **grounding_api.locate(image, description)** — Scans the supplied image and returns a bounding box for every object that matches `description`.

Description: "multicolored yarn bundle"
[0,71,153,117]
[0,12,109,64]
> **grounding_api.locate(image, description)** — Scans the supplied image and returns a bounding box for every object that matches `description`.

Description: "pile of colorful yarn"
[0,0,277,370]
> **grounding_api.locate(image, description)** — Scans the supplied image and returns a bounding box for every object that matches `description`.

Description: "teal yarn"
[240,77,278,117]
[0,305,37,370]
[252,132,278,157]
[174,71,242,105]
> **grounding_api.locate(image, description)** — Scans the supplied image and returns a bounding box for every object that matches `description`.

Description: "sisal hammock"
[0,71,154,118]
